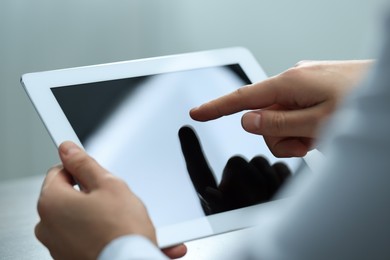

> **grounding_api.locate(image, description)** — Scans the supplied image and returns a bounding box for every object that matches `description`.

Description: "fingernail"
[243,113,261,130]
[253,113,261,129]
[60,141,80,156]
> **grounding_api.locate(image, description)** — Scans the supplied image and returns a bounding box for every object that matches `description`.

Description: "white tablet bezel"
[22,47,265,149]
[21,47,308,248]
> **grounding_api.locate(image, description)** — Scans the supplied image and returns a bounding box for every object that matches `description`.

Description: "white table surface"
[0,175,251,259]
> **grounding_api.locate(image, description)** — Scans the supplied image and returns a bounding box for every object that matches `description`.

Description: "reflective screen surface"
[51,64,301,228]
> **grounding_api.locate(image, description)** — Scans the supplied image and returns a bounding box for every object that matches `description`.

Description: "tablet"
[21,47,305,248]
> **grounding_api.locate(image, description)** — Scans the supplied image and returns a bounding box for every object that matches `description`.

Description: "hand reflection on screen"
[178,126,292,215]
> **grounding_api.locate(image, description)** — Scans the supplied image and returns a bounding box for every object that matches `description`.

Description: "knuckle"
[294,60,312,67]
[270,112,286,135]
[101,175,126,189]
[46,164,62,175]
[104,176,117,187]
[35,222,51,249]
[281,67,303,79]
[234,84,250,97]
[212,103,224,119]
[283,60,319,79]
[116,178,130,190]
[231,84,252,106]
[35,222,43,240]
[72,156,88,172]
[235,86,245,95]
[72,154,95,173]
[36,196,49,218]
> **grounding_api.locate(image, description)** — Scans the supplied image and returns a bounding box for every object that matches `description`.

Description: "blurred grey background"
[0,0,388,181]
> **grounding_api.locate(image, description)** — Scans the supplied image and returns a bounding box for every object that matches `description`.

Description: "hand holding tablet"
[21,47,305,247]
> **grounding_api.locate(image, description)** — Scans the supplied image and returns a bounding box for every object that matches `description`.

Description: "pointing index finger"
[190,79,278,121]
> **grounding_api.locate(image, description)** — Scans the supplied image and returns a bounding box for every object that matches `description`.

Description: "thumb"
[241,105,325,138]
[58,141,109,191]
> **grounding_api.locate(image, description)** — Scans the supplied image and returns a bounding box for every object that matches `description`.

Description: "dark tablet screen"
[51,64,300,227]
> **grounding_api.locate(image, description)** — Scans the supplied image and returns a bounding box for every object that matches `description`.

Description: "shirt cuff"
[98,235,168,260]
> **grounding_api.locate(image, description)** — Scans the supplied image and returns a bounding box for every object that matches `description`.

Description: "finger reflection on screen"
[51,64,302,228]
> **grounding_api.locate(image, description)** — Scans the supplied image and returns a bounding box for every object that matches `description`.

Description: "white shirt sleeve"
[98,235,168,260]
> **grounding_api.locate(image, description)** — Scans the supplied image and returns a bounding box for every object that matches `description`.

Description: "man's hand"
[179,126,291,215]
[190,60,372,157]
[35,141,186,260]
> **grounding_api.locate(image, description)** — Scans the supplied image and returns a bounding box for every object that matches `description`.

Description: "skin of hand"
[178,126,291,215]
[35,141,186,260]
[190,60,373,157]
